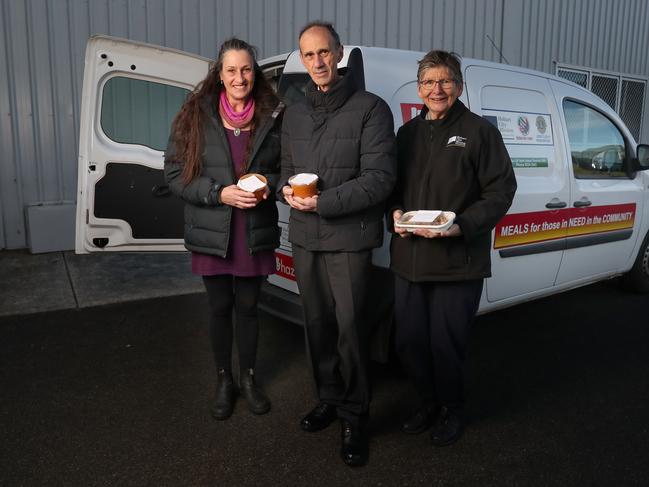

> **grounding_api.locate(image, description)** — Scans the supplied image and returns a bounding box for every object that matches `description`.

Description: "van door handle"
[573,198,592,207]
[545,198,567,209]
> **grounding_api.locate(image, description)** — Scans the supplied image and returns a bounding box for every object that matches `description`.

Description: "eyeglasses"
[418,78,456,90]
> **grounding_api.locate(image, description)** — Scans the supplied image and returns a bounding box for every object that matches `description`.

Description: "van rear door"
[464,65,570,303]
[75,35,209,253]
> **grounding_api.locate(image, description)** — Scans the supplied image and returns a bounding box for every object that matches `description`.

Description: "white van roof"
[278,45,592,100]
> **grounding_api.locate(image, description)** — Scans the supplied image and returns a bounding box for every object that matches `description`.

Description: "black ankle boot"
[430,406,465,446]
[239,368,271,415]
[211,368,235,420]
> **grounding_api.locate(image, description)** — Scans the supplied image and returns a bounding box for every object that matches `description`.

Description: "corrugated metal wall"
[502,0,649,75]
[1,0,648,250]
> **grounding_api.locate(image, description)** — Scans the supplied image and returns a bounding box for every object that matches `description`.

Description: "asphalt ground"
[1,280,648,486]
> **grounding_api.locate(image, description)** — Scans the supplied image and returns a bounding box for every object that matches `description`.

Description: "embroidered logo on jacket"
[446,135,466,148]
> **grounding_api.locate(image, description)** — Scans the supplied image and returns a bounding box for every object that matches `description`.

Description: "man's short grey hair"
[417,50,463,84]
[298,20,342,48]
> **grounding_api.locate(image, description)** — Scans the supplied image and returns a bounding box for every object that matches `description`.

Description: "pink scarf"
[219,91,255,128]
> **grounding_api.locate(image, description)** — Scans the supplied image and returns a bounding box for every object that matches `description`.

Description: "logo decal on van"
[517,116,530,136]
[494,203,636,249]
[275,251,296,281]
[483,109,554,145]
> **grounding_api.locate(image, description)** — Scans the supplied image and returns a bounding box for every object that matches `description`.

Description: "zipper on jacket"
[418,126,440,209]
[245,101,284,174]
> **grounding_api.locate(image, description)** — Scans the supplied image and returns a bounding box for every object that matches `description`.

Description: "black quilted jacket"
[278,71,396,251]
[164,97,283,257]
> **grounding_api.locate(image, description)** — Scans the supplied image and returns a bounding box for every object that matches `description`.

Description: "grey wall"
[1,0,648,250]
[503,0,649,75]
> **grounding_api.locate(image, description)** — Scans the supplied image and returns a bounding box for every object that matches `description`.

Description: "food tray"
[395,210,456,232]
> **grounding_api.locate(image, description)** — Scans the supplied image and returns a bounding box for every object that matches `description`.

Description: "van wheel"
[621,232,649,293]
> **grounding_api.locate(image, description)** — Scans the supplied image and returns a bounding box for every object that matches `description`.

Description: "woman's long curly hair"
[170,38,279,185]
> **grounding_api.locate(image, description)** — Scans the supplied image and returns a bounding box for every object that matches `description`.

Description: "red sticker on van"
[275,251,296,281]
[400,103,423,123]
[494,203,636,249]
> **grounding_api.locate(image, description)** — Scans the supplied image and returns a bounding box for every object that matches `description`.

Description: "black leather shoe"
[239,369,271,415]
[300,402,337,432]
[340,420,368,467]
[430,406,464,446]
[211,368,235,420]
[402,405,435,435]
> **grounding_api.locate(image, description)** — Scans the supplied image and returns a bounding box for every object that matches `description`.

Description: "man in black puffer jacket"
[278,21,396,467]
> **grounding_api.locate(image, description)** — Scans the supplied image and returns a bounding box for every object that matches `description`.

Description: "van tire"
[621,231,649,293]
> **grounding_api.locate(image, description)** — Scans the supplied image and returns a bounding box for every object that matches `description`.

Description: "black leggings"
[202,275,265,372]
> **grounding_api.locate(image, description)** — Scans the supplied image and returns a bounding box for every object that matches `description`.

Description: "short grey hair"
[417,50,463,84]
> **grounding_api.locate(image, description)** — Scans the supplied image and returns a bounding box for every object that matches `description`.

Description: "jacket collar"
[305,70,358,112]
[200,93,284,167]
[247,101,284,163]
[418,99,467,126]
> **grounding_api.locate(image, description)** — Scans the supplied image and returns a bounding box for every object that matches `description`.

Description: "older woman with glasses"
[388,50,517,446]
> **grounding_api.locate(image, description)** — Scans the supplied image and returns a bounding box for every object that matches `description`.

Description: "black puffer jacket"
[278,72,396,251]
[164,98,284,257]
[389,100,517,281]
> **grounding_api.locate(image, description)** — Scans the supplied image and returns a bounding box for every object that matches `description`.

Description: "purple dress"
[192,129,276,277]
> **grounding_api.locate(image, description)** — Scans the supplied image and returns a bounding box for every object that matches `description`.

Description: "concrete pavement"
[0,250,203,317]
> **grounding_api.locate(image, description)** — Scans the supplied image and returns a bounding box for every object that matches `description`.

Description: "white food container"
[395,210,456,232]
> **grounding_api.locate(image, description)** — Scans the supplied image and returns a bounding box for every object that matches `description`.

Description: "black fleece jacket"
[278,71,396,251]
[388,100,517,281]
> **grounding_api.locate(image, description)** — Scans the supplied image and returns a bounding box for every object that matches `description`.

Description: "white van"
[76,36,649,336]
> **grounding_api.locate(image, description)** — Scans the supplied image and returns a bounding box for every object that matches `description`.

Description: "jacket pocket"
[443,239,468,269]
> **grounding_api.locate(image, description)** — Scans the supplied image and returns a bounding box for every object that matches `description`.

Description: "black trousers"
[202,274,265,372]
[292,246,372,424]
[394,275,483,409]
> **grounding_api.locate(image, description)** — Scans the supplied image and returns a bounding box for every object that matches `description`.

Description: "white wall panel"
[1,0,649,250]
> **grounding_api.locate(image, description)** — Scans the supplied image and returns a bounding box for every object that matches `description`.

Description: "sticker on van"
[511,157,549,168]
[400,103,423,123]
[494,203,636,249]
[275,251,296,280]
[482,109,554,145]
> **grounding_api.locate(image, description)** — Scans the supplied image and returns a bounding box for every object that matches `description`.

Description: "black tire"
[621,231,649,293]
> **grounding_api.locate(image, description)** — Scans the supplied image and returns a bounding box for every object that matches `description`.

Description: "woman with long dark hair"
[165,38,283,420]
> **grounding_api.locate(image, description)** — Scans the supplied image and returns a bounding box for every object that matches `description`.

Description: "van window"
[263,65,284,92]
[278,73,310,106]
[100,76,188,151]
[563,100,628,179]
